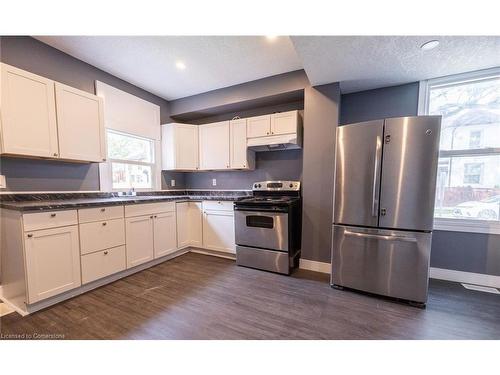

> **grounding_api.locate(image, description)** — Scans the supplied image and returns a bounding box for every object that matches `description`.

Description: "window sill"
[434,218,500,235]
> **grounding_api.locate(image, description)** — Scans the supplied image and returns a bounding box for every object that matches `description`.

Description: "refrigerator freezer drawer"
[331,225,431,303]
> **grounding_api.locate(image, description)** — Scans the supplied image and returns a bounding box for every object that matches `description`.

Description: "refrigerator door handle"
[344,229,418,243]
[371,135,382,217]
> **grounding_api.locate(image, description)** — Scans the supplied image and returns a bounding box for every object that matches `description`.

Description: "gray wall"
[0,36,170,192]
[339,82,500,276]
[340,82,419,125]
[169,150,303,190]
[301,84,340,263]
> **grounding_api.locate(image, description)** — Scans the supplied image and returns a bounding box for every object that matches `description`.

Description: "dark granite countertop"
[0,191,250,212]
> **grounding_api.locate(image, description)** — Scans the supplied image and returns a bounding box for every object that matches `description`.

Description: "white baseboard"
[299,259,331,274]
[430,267,500,289]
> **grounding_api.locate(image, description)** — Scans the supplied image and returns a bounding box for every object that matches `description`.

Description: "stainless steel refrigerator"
[331,115,441,305]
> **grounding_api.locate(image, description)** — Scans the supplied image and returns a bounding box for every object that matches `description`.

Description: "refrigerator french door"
[332,116,441,304]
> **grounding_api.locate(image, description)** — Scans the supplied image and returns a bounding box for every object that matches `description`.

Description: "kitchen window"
[419,67,500,234]
[103,130,157,191]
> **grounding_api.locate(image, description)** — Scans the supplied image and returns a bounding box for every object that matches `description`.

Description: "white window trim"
[99,130,161,192]
[418,66,500,235]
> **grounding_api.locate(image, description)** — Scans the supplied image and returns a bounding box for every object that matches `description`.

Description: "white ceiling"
[34,36,303,100]
[35,36,500,99]
[290,36,500,93]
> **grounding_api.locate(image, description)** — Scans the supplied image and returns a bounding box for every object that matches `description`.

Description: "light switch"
[212,178,217,186]
[171,179,176,187]
[0,175,6,189]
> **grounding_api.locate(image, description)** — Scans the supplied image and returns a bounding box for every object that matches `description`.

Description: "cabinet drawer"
[125,202,175,217]
[78,205,124,224]
[81,245,126,284]
[23,210,78,232]
[202,200,234,212]
[79,218,125,255]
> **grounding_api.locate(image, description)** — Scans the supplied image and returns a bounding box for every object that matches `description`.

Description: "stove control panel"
[252,180,301,191]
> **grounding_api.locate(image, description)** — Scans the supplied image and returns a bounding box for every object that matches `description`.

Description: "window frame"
[99,129,161,192]
[418,67,500,235]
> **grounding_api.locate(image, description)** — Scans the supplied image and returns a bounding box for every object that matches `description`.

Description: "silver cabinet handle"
[372,135,381,217]
[344,230,417,243]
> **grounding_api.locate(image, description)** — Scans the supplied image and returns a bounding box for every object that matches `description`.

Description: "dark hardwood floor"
[1,252,499,339]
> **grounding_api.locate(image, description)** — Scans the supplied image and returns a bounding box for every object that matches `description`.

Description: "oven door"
[234,208,289,251]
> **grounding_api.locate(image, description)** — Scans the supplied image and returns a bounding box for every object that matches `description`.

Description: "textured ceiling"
[290,36,500,93]
[35,36,500,99]
[34,36,303,100]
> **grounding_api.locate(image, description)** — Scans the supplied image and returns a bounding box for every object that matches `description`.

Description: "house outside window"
[463,163,483,185]
[419,67,500,233]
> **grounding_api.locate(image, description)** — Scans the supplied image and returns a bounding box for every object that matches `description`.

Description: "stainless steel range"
[234,180,302,275]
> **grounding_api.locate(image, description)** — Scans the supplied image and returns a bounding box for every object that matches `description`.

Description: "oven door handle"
[234,206,288,213]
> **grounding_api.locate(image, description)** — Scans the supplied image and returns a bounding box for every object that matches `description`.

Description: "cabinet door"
[202,210,235,254]
[230,119,253,169]
[55,83,105,162]
[154,211,177,258]
[271,111,298,135]
[199,121,230,170]
[125,215,154,268]
[188,202,203,247]
[176,124,199,170]
[24,225,81,304]
[0,63,59,157]
[176,202,190,248]
[247,115,271,138]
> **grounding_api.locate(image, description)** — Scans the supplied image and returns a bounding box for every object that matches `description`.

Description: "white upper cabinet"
[55,83,105,162]
[230,119,254,169]
[271,111,300,135]
[199,121,230,170]
[0,63,106,162]
[162,123,199,171]
[246,114,271,138]
[0,63,59,157]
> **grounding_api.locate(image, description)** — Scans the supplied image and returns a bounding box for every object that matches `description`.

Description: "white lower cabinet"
[81,245,126,284]
[24,225,81,304]
[176,201,202,248]
[125,214,155,268]
[125,204,178,268]
[154,211,177,258]
[202,201,235,254]
[79,218,125,255]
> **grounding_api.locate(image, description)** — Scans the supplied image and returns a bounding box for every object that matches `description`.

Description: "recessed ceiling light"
[420,40,439,51]
[265,35,278,42]
[175,61,186,70]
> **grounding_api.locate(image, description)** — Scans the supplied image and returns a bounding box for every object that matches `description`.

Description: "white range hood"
[247,132,302,152]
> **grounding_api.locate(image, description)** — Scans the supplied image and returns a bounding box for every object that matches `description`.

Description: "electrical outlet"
[0,175,6,189]
[212,178,217,186]
[171,179,176,187]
